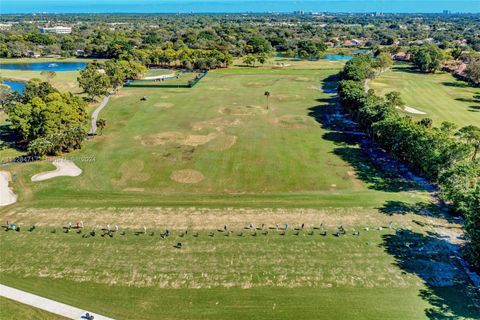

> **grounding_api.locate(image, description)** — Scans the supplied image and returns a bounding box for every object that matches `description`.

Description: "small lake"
[322,54,354,61]
[0,62,87,72]
[2,80,25,94]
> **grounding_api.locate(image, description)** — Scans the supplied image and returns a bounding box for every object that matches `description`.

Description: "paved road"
[0,284,115,320]
[88,95,111,135]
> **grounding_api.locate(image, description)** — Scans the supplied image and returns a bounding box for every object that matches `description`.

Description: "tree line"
[337,55,480,269]
[4,80,88,157]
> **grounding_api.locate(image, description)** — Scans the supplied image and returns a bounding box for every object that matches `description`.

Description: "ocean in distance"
[2,0,480,14]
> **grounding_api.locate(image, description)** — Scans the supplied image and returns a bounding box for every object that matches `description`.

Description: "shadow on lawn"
[0,123,23,152]
[307,75,425,192]
[382,229,480,319]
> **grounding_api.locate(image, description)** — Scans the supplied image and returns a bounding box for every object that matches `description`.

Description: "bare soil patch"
[170,169,205,184]
[219,105,267,116]
[140,131,185,147]
[154,102,174,109]
[112,160,150,186]
[271,115,310,129]
[154,145,196,162]
[192,118,242,132]
[183,133,217,146]
[207,134,238,151]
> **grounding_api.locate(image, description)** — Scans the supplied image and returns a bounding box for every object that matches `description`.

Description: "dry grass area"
[0,206,460,230]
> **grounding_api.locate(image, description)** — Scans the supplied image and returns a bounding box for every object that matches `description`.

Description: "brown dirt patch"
[183,133,217,146]
[154,145,196,162]
[140,131,185,146]
[192,118,242,132]
[219,105,267,116]
[243,82,265,88]
[271,115,310,129]
[2,207,431,230]
[154,102,174,109]
[273,94,303,102]
[170,169,205,184]
[208,135,238,151]
[123,188,145,192]
[112,160,150,186]
[293,76,311,82]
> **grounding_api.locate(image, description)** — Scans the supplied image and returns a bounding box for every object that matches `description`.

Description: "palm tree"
[96,118,107,135]
[264,91,270,110]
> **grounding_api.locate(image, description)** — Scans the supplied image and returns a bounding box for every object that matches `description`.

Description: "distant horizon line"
[1,11,479,15]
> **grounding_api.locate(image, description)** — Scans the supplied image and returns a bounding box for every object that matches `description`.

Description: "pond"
[321,54,354,61]
[2,80,26,94]
[0,62,87,72]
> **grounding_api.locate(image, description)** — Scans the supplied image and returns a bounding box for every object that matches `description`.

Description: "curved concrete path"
[89,95,111,135]
[0,284,115,320]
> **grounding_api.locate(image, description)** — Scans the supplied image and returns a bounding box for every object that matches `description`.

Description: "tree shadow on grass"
[442,81,470,88]
[0,123,23,152]
[382,229,480,319]
[308,79,427,192]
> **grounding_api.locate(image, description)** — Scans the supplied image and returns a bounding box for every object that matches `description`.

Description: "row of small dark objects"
[4,224,365,238]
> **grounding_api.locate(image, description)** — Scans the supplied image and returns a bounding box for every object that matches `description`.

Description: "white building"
[39,26,72,34]
[0,23,12,30]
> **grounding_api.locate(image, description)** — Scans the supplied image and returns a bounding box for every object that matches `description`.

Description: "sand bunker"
[31,159,82,182]
[404,106,426,115]
[271,115,310,129]
[170,169,205,184]
[0,171,17,206]
[208,134,238,151]
[219,105,267,116]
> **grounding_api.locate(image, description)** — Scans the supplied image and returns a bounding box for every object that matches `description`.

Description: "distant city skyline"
[2,0,480,14]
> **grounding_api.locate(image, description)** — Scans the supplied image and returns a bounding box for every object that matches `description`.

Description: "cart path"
[0,284,115,320]
[89,95,110,135]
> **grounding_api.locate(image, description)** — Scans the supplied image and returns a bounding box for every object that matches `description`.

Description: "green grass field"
[1,210,478,320]
[0,297,66,320]
[3,66,424,208]
[369,65,480,127]
[1,62,479,319]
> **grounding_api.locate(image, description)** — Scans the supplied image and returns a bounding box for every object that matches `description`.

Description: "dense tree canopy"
[4,80,88,156]
[337,55,480,270]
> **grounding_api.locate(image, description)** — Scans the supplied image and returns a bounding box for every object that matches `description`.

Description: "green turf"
[0,297,67,320]
[2,66,427,208]
[369,65,480,127]
[1,64,478,319]
[0,220,478,320]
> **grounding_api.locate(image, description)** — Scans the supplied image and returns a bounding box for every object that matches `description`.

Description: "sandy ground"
[144,73,176,80]
[0,171,17,206]
[403,106,426,115]
[31,159,82,182]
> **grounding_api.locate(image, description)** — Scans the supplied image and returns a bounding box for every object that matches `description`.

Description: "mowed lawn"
[369,65,480,127]
[4,67,424,208]
[0,297,67,320]
[1,208,478,320]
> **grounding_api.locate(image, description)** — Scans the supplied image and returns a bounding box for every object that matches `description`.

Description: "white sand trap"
[0,171,17,206]
[403,106,426,115]
[31,159,82,182]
